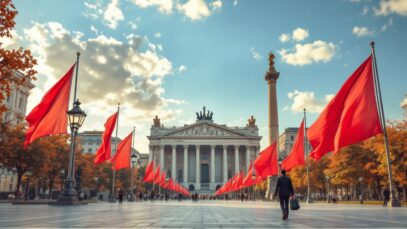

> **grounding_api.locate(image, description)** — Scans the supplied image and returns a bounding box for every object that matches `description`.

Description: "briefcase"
[290,198,300,210]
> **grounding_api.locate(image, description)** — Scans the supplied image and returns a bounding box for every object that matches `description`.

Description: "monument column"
[210,145,215,184]
[160,145,164,170]
[172,145,176,180]
[195,145,200,185]
[265,51,280,198]
[223,145,228,182]
[234,145,239,173]
[183,145,188,183]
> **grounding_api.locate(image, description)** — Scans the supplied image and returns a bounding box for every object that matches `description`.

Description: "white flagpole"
[370,42,401,207]
[304,108,312,204]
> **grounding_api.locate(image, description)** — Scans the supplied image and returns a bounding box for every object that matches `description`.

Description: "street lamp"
[359,176,364,204]
[53,99,87,205]
[128,153,138,202]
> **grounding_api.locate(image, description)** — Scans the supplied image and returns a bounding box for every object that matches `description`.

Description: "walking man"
[274,169,294,220]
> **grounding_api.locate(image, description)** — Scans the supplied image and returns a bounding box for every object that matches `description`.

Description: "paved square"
[0,201,406,228]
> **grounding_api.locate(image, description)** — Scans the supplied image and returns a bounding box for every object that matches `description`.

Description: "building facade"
[0,71,34,193]
[147,107,261,193]
[278,127,312,161]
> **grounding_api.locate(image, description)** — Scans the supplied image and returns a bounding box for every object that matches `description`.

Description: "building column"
[160,145,164,170]
[172,145,176,180]
[210,145,215,184]
[148,145,153,162]
[246,145,250,174]
[223,145,227,182]
[195,145,200,184]
[235,145,239,174]
[183,145,188,183]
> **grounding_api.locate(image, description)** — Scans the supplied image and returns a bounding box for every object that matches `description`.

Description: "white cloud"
[292,28,309,42]
[233,0,238,7]
[279,33,290,43]
[210,0,222,11]
[104,0,124,29]
[178,65,187,73]
[0,30,22,49]
[401,96,407,108]
[154,32,162,38]
[250,47,263,61]
[374,0,407,16]
[177,0,211,21]
[352,26,374,37]
[128,21,138,30]
[362,5,369,15]
[131,0,173,14]
[381,18,394,31]
[287,90,334,113]
[90,25,99,35]
[279,40,337,66]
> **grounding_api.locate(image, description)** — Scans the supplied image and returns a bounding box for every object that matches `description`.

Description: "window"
[290,135,294,141]
[178,169,183,182]
[18,97,23,110]
[88,148,92,153]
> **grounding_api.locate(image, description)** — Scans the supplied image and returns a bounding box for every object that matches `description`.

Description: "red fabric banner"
[153,165,161,184]
[24,64,75,148]
[281,119,306,171]
[143,161,155,182]
[253,142,278,178]
[111,132,132,171]
[94,112,118,164]
[308,56,382,160]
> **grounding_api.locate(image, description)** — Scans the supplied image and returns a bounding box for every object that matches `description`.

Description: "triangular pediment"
[161,122,249,138]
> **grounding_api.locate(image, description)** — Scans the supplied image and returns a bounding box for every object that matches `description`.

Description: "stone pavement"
[0,200,406,228]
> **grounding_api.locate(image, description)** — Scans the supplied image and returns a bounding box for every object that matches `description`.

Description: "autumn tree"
[0,0,37,117]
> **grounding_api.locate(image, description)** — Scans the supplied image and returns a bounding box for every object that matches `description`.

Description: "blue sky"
[7,0,407,153]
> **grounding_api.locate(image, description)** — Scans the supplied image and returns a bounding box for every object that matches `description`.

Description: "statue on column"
[153,115,161,127]
[247,115,256,128]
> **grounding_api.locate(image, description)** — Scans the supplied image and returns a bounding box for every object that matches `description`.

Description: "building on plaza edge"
[147,106,261,193]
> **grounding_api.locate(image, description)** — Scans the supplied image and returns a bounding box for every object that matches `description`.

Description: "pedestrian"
[118,189,124,204]
[383,187,390,207]
[274,169,294,220]
[139,192,143,202]
[241,193,244,202]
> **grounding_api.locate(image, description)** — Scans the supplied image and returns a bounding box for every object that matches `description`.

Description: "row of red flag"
[143,161,191,196]
[23,51,384,188]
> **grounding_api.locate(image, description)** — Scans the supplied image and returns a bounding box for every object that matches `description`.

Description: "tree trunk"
[14,171,23,199]
[48,178,54,199]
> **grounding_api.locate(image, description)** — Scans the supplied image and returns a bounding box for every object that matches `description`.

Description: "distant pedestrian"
[274,169,294,220]
[139,192,143,202]
[383,187,390,207]
[241,193,244,202]
[118,189,124,204]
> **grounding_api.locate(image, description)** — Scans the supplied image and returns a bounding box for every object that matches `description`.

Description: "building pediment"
[160,122,250,138]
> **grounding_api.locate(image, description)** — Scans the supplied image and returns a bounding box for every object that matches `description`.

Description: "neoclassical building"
[147,107,261,193]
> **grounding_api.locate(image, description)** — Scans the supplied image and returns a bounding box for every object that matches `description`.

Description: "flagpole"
[304,109,312,204]
[370,42,401,207]
[129,126,136,202]
[109,103,120,203]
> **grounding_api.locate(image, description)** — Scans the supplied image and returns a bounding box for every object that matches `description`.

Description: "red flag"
[281,119,306,171]
[143,161,155,182]
[94,112,118,164]
[253,142,278,178]
[159,172,166,187]
[153,165,161,184]
[242,163,263,187]
[24,64,75,148]
[308,56,382,160]
[111,132,132,171]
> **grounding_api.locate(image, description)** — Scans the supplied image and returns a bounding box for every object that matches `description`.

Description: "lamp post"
[128,153,138,202]
[52,99,87,205]
[60,169,65,192]
[359,176,364,204]
[325,175,330,203]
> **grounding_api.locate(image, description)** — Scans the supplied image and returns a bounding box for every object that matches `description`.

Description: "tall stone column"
[223,145,228,183]
[148,145,153,162]
[265,52,280,199]
[195,145,200,186]
[245,146,250,173]
[160,145,164,171]
[172,145,176,180]
[210,145,215,184]
[234,145,239,174]
[183,145,188,183]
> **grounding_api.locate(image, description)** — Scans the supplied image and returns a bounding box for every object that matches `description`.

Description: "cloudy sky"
[5,0,407,154]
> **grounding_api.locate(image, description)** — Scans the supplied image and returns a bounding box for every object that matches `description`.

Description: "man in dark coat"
[274,169,294,220]
[383,187,390,207]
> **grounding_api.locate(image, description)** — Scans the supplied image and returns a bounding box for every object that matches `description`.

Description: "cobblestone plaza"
[0,201,406,228]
